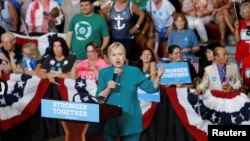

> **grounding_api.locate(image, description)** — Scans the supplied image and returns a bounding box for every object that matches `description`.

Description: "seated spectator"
[70,42,109,81]
[9,42,42,76]
[0,32,22,73]
[146,0,176,56]
[181,0,214,45]
[137,47,157,80]
[168,13,200,58]
[168,44,197,88]
[37,37,75,83]
[198,42,221,78]
[195,46,242,95]
[233,1,250,67]
[0,0,18,32]
[212,0,235,46]
[25,0,64,33]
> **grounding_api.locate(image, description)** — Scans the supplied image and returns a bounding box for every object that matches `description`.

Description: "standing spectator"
[61,0,80,33]
[195,47,242,95]
[37,37,75,83]
[70,41,109,81]
[66,0,110,60]
[25,0,64,33]
[168,13,200,58]
[96,42,164,141]
[233,2,250,67]
[146,0,176,57]
[212,0,235,46]
[181,0,214,45]
[100,0,145,62]
[0,0,18,32]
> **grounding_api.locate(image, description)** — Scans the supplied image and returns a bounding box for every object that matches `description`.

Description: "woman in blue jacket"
[96,42,164,141]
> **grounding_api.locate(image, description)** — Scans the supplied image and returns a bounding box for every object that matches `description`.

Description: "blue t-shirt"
[168,29,199,57]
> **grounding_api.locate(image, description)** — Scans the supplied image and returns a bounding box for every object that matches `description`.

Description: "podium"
[41,99,122,141]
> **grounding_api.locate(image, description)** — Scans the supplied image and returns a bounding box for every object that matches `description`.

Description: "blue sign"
[157,62,191,85]
[41,99,100,122]
[137,88,160,102]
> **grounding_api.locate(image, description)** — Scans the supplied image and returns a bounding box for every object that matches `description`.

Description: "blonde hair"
[107,42,128,64]
[22,42,42,60]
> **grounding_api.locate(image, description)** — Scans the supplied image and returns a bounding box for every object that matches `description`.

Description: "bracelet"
[135,24,140,28]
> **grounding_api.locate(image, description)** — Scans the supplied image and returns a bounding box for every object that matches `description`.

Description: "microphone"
[113,68,118,81]
[73,93,105,104]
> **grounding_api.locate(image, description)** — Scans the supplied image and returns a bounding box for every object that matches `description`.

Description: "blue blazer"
[96,65,158,136]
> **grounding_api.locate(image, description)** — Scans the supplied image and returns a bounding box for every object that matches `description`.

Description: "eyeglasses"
[243,10,250,14]
[86,50,96,53]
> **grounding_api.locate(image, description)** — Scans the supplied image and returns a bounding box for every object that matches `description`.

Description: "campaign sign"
[137,88,160,102]
[157,62,191,85]
[41,99,100,122]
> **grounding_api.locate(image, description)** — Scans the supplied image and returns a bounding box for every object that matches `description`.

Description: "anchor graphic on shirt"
[114,14,125,30]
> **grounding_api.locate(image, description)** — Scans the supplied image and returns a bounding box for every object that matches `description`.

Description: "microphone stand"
[72,93,105,104]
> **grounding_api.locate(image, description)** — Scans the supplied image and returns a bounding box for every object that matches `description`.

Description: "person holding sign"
[96,42,164,141]
[167,44,197,88]
[195,47,242,95]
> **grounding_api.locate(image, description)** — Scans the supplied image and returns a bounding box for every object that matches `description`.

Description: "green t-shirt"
[130,0,148,12]
[68,13,109,60]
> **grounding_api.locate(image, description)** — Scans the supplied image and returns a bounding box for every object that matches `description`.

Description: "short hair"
[1,32,15,41]
[173,13,188,29]
[213,46,225,57]
[240,2,250,17]
[80,0,93,4]
[85,41,101,56]
[49,37,70,57]
[168,44,181,54]
[107,42,128,64]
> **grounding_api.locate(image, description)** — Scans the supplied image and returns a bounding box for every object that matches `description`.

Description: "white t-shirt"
[146,0,175,32]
